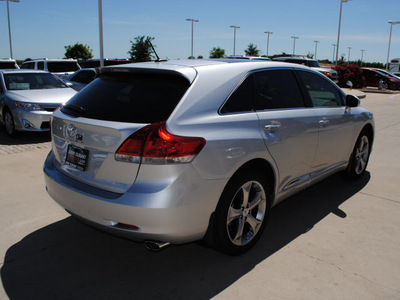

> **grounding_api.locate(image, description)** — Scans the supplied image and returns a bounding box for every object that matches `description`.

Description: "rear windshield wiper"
[62,104,86,115]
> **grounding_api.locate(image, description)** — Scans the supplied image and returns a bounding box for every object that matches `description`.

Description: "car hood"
[6,88,77,104]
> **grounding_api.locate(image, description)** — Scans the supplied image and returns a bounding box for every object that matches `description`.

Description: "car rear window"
[61,71,191,123]
[47,62,80,72]
[0,62,18,69]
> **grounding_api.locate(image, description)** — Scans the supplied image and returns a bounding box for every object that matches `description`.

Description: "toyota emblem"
[67,124,77,138]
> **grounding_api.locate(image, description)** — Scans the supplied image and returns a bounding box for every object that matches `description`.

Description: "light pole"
[0,0,20,59]
[98,0,104,68]
[186,18,199,58]
[360,49,365,67]
[386,21,400,70]
[314,40,320,59]
[347,46,352,63]
[230,25,240,56]
[291,36,299,56]
[264,31,273,57]
[336,0,351,65]
[332,44,336,64]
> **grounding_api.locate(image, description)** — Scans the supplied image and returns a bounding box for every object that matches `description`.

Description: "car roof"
[104,59,302,71]
[102,59,303,83]
[0,58,17,62]
[0,69,50,75]
[273,56,316,61]
[25,58,78,62]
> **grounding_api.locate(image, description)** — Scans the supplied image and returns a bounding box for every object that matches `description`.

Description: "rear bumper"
[43,151,225,244]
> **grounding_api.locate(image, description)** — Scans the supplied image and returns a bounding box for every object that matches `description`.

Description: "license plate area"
[65,144,89,171]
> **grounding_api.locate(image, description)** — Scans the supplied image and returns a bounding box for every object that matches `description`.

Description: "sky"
[1,0,400,64]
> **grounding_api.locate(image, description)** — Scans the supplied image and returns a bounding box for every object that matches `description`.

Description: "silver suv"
[20,58,80,80]
[43,60,374,255]
[273,57,338,82]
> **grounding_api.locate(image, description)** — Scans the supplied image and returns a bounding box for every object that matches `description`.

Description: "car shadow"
[1,172,370,300]
[0,124,51,145]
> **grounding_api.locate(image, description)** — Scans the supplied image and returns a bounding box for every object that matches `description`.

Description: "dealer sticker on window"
[65,144,89,171]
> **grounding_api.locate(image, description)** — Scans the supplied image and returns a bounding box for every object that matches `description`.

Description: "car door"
[296,70,356,175]
[253,69,319,193]
[0,76,5,118]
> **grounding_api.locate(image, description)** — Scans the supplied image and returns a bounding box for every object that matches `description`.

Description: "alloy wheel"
[354,135,369,175]
[226,181,266,246]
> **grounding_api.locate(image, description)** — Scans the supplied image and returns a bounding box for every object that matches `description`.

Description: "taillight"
[115,121,206,164]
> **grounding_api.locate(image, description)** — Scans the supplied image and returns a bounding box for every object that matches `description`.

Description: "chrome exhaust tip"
[144,241,171,251]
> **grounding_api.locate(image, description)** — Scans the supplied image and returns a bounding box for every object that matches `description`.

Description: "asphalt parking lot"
[0,91,399,299]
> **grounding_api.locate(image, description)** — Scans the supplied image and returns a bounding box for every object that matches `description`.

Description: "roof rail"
[30,58,76,61]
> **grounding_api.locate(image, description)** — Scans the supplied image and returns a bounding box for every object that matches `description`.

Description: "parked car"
[63,68,100,91]
[273,56,338,82]
[362,68,400,90]
[370,69,400,81]
[0,69,76,136]
[20,58,81,80]
[0,58,19,69]
[43,60,374,255]
[80,58,132,68]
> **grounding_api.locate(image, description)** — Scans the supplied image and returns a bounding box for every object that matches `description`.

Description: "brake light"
[115,121,206,164]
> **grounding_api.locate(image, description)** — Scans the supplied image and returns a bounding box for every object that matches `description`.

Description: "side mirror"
[346,94,360,108]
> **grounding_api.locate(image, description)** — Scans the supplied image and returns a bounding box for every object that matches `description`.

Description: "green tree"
[209,47,226,58]
[244,43,260,56]
[128,36,155,62]
[64,43,93,61]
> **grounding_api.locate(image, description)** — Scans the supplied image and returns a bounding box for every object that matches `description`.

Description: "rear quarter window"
[62,71,190,123]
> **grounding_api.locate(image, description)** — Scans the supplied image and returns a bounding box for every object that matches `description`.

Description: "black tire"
[212,168,272,255]
[346,130,371,179]
[4,109,16,137]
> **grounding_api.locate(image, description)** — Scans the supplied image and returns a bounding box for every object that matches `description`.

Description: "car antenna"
[150,41,167,62]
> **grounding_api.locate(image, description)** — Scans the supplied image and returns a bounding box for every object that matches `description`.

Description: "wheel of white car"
[212,168,271,255]
[4,110,16,137]
[346,129,371,179]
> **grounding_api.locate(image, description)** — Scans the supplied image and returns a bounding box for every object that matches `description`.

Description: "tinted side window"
[254,69,305,110]
[37,62,45,70]
[221,74,255,114]
[21,62,35,69]
[297,71,342,107]
[72,70,96,84]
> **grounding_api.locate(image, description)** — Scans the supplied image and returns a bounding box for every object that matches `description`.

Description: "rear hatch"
[51,67,193,194]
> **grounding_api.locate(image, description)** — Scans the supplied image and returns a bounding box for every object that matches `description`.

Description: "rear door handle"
[264,122,281,132]
[319,118,329,127]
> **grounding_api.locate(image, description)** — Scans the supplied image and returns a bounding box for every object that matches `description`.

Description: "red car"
[362,68,400,90]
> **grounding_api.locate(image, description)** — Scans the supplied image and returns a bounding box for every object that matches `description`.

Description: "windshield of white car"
[4,73,68,90]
